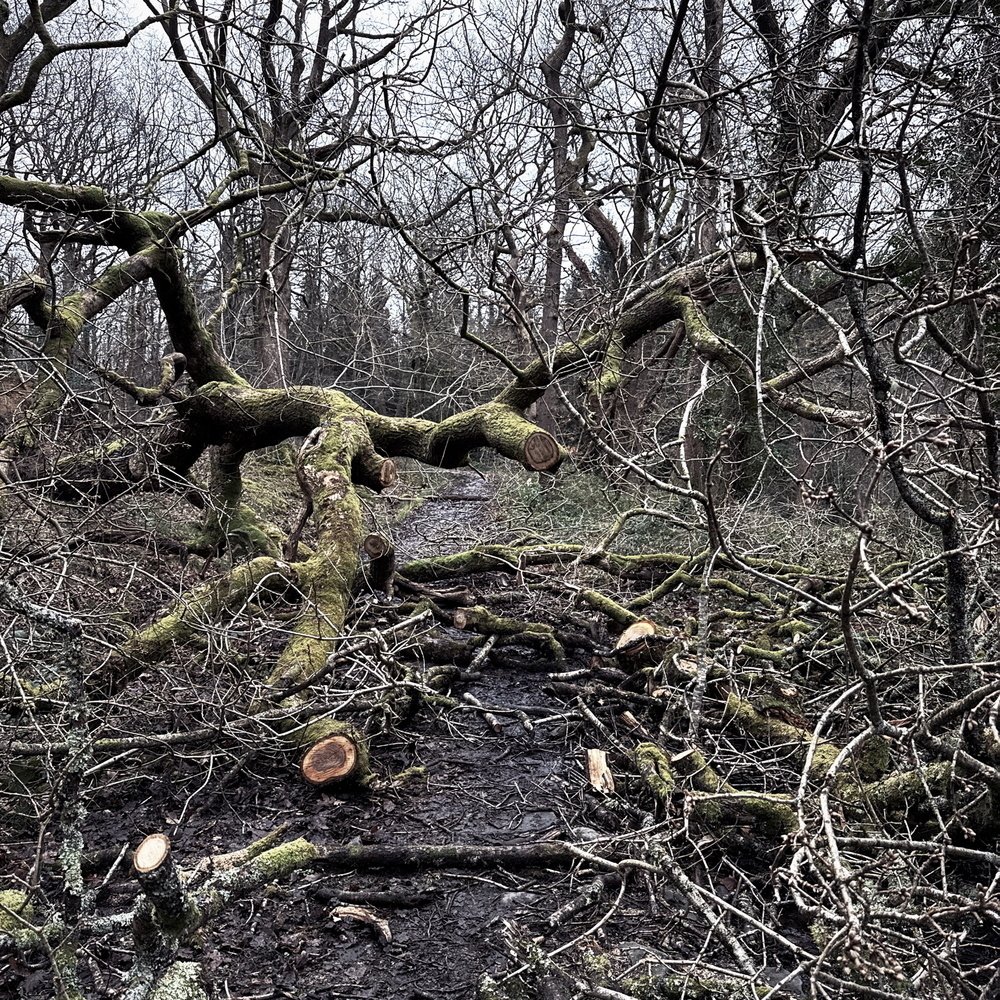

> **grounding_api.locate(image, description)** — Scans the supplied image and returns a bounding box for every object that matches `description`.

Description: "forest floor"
[5,465,987,999]
[1,467,770,1000]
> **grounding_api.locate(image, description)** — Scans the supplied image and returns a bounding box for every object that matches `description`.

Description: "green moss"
[623,973,777,998]
[863,761,952,813]
[390,766,428,787]
[856,734,893,781]
[724,692,841,783]
[121,557,294,668]
[672,747,798,835]
[635,743,675,802]
[0,889,35,933]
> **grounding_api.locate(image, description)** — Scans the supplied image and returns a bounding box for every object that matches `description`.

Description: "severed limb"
[453,605,567,663]
[115,556,298,680]
[362,533,396,597]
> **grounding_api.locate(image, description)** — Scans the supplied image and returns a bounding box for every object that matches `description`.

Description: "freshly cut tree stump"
[613,619,669,665]
[301,734,359,786]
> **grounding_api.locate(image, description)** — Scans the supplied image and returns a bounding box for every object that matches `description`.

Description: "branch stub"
[134,833,172,874]
[363,533,391,559]
[523,431,561,471]
[301,734,359,787]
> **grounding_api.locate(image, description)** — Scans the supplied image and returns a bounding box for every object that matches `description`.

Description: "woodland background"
[2,0,1000,997]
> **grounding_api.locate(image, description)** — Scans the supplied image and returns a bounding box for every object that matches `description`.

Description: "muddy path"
[391,469,498,562]
[3,469,697,1000]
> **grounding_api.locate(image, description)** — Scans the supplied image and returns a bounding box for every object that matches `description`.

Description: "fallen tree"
[4,0,1000,996]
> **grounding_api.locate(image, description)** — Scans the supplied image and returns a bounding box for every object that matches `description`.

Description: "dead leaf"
[330,905,392,946]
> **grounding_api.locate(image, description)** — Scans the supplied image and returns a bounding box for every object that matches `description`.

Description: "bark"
[133,835,196,932]
[312,841,579,870]
[670,747,798,836]
[148,964,209,1000]
[453,605,567,662]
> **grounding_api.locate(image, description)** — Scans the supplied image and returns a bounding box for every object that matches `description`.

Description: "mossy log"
[862,761,954,814]
[311,841,578,870]
[400,543,691,584]
[181,383,564,471]
[400,542,812,585]
[723,691,852,785]
[670,747,798,836]
[120,830,325,997]
[453,605,567,662]
[576,588,641,626]
[261,418,373,694]
[634,742,676,803]
[721,691,980,823]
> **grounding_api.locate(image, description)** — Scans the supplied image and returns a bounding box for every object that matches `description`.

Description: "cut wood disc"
[380,459,397,489]
[523,431,561,471]
[614,619,658,651]
[134,833,171,874]
[363,533,391,559]
[301,734,358,787]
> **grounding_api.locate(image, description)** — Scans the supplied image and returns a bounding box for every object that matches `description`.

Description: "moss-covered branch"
[117,557,297,674]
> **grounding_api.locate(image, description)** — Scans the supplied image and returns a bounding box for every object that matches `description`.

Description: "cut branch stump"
[134,833,195,929]
[362,533,396,597]
[523,430,561,470]
[301,733,361,787]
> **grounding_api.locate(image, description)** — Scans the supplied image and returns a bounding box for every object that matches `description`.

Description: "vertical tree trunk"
[256,190,296,387]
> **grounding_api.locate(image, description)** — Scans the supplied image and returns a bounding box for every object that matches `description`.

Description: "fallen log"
[312,841,579,870]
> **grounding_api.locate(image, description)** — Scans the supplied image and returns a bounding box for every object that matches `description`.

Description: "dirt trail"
[392,470,498,562]
[301,469,601,998]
